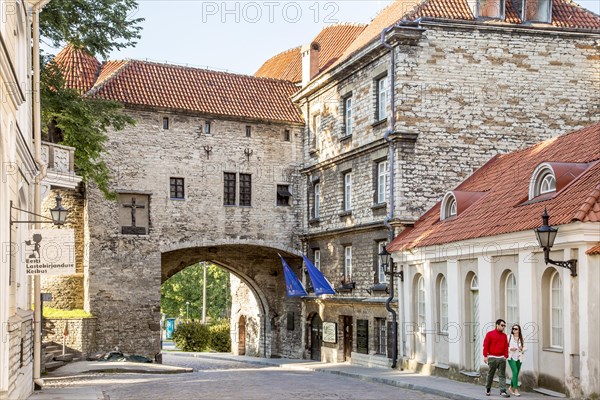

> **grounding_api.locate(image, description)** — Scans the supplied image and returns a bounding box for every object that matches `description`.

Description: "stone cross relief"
[122,197,147,235]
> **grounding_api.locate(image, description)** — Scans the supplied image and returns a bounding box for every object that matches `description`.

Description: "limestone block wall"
[230,275,261,356]
[43,318,97,359]
[85,109,304,357]
[301,25,600,225]
[40,187,85,309]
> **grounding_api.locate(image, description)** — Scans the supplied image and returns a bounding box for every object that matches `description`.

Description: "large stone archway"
[161,244,304,358]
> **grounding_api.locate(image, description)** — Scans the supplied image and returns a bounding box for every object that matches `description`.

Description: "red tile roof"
[255,23,366,83]
[53,44,101,94]
[586,244,600,255]
[87,60,303,123]
[328,0,600,74]
[388,123,600,252]
[255,46,302,82]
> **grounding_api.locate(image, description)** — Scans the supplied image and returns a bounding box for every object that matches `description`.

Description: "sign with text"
[322,322,337,343]
[23,229,76,276]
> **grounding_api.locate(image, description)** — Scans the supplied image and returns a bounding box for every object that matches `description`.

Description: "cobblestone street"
[42,354,445,400]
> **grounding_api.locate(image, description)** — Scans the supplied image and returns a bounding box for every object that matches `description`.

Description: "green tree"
[40,0,144,59]
[39,0,144,198]
[161,263,231,321]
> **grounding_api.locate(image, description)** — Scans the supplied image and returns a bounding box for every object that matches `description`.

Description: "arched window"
[441,192,457,220]
[505,272,518,325]
[550,271,563,348]
[417,276,426,331]
[529,163,556,199]
[438,275,448,334]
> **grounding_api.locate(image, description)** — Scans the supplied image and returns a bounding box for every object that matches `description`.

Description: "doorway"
[238,315,246,356]
[343,315,353,361]
[310,314,322,361]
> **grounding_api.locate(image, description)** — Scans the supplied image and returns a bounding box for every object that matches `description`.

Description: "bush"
[173,321,211,352]
[172,320,231,352]
[209,320,231,352]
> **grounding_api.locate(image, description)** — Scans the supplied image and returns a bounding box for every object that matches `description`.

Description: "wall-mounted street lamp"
[10,195,69,226]
[379,245,403,281]
[534,209,577,277]
[378,244,402,369]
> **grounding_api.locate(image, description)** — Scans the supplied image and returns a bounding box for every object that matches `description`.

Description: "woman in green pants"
[508,324,526,397]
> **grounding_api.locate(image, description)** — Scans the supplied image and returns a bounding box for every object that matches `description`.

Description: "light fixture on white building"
[379,245,403,281]
[534,208,577,277]
[10,195,69,226]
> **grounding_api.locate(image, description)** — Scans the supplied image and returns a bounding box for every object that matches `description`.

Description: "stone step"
[54,354,74,362]
[533,387,567,398]
[44,360,65,371]
[43,353,55,363]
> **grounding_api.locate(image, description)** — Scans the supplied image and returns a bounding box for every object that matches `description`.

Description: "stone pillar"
[447,259,461,368]
[518,249,538,390]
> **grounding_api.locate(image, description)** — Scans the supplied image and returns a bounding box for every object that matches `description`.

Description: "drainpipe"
[31,0,51,388]
[381,26,398,369]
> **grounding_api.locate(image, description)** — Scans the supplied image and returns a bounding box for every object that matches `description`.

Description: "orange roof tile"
[255,23,366,83]
[328,0,600,74]
[255,46,302,82]
[388,123,600,252]
[87,60,303,124]
[586,244,600,255]
[53,44,101,94]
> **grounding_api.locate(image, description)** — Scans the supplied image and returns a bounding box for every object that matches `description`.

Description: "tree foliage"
[40,0,144,60]
[161,263,231,321]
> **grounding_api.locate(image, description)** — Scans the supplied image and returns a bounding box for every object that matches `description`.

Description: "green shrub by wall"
[172,320,230,352]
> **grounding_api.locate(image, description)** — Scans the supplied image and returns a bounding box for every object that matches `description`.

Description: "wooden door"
[343,316,353,361]
[310,314,322,361]
[238,315,246,356]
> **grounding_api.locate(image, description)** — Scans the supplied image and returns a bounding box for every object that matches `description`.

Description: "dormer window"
[529,163,557,199]
[477,0,505,19]
[441,192,457,220]
[524,0,552,23]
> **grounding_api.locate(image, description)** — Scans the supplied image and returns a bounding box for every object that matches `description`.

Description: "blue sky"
[45,0,600,75]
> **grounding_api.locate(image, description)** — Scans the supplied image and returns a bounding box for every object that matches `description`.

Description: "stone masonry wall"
[86,109,304,357]
[42,318,97,359]
[40,187,85,309]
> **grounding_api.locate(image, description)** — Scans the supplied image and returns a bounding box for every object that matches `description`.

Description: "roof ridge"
[124,59,298,85]
[87,60,130,96]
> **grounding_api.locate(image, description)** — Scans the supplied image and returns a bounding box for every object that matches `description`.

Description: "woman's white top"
[508,335,526,361]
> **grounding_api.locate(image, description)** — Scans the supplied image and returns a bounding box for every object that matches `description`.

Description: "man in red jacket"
[483,319,510,397]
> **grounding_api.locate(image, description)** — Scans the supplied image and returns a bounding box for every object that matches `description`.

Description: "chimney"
[301,42,320,87]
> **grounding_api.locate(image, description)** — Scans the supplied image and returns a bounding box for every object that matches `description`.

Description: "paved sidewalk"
[167,352,566,400]
[28,387,104,400]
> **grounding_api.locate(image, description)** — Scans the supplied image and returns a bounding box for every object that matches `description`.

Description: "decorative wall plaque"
[357,319,369,354]
[119,194,149,235]
[322,322,337,343]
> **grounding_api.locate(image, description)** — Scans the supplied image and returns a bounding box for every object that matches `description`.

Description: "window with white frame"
[344,96,352,137]
[529,163,557,199]
[417,276,426,331]
[314,249,321,271]
[375,318,387,355]
[377,160,389,204]
[344,172,352,211]
[313,182,320,218]
[377,76,388,121]
[505,272,519,325]
[311,114,321,148]
[377,241,388,284]
[441,192,457,220]
[550,271,563,348]
[438,275,448,334]
[344,245,352,283]
[525,0,551,22]
[478,0,504,18]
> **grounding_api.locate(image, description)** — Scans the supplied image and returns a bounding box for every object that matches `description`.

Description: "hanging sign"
[23,229,76,276]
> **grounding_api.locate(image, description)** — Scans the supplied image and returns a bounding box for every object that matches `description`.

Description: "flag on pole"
[302,254,336,295]
[278,254,308,297]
